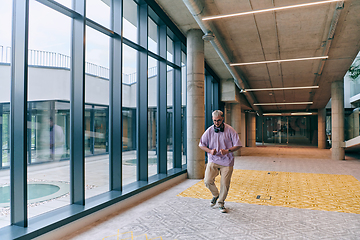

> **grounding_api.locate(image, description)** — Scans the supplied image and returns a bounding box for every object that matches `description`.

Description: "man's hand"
[210,148,217,155]
[219,149,228,155]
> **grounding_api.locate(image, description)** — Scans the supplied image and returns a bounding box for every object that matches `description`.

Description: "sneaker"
[219,206,227,213]
[210,196,219,207]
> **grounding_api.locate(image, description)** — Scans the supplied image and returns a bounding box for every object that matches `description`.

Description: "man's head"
[212,110,224,128]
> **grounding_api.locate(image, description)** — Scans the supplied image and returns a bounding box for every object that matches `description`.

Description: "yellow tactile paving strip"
[178,169,360,214]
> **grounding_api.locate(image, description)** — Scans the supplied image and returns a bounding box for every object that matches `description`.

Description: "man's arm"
[219,146,241,155]
[199,145,217,155]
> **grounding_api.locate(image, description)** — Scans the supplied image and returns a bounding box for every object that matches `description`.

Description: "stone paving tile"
[61,147,360,240]
[97,198,360,240]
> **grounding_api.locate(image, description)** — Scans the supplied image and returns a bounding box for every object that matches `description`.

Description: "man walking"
[199,110,242,213]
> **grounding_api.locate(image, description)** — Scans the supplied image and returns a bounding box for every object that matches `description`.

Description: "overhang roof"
[154,0,360,113]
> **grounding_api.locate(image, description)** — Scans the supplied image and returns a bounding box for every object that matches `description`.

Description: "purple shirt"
[199,123,242,167]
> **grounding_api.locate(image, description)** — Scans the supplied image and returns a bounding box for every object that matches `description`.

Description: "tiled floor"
[62,147,360,240]
[0,150,182,228]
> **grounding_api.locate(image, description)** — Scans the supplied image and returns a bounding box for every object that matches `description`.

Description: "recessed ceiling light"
[263,113,282,115]
[254,102,313,106]
[291,112,313,115]
[242,86,319,92]
[202,0,342,21]
[230,56,328,66]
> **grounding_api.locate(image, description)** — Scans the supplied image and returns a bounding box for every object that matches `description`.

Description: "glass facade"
[181,52,187,165]
[0,0,11,227]
[257,116,318,146]
[0,0,187,236]
[167,66,174,170]
[85,25,110,199]
[27,0,71,218]
[148,56,158,177]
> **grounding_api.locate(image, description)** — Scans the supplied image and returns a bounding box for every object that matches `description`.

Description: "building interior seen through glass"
[0,0,188,231]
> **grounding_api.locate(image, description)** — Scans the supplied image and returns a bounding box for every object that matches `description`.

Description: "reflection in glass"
[181,52,187,166]
[27,0,71,219]
[86,0,110,29]
[148,17,158,54]
[123,0,138,43]
[85,26,110,199]
[167,66,173,170]
[122,44,137,185]
[261,116,317,146]
[167,36,173,62]
[148,57,158,177]
[0,7,12,217]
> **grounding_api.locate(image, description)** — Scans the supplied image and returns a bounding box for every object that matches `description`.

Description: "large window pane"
[181,52,187,166]
[86,0,110,29]
[167,36,174,62]
[0,0,11,228]
[27,0,71,219]
[122,45,137,185]
[148,18,158,54]
[54,0,72,9]
[148,57,158,177]
[123,0,138,43]
[167,66,173,170]
[85,26,110,199]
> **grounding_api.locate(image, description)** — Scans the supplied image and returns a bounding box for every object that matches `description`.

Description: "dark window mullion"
[109,0,123,191]
[157,24,167,174]
[10,0,29,227]
[173,40,182,168]
[70,0,86,205]
[137,3,148,181]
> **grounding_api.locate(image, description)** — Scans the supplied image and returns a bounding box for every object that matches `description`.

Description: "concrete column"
[247,113,256,147]
[224,103,231,124]
[331,80,345,160]
[241,111,246,146]
[318,108,326,149]
[230,103,242,156]
[186,29,205,179]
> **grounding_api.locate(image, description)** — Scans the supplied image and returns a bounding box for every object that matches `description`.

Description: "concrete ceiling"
[154,0,360,113]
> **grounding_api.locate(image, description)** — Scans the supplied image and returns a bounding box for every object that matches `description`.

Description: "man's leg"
[217,166,234,207]
[204,162,220,198]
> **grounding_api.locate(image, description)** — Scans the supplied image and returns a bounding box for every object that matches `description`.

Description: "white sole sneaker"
[219,206,227,213]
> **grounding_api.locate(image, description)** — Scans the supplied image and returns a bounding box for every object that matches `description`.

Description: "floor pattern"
[106,197,360,240]
[178,169,360,214]
[102,230,164,240]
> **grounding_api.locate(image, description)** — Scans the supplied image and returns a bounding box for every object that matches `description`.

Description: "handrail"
[0,46,176,84]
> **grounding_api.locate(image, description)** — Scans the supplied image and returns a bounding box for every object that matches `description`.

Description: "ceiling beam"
[182,0,262,114]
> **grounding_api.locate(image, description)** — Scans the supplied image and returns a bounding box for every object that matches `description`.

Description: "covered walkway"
[58,147,360,240]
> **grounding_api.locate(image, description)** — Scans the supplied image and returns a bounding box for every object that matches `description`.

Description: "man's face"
[213,116,223,128]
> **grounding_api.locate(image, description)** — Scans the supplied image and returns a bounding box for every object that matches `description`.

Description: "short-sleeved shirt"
[199,123,242,167]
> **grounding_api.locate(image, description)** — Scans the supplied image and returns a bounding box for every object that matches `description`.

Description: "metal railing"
[0,46,179,84]
[0,45,11,63]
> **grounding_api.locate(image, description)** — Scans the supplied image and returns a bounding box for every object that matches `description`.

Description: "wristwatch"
[228,149,232,152]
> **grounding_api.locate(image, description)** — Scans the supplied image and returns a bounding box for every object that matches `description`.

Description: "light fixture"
[291,112,313,115]
[230,56,328,66]
[254,102,313,106]
[263,113,282,116]
[202,0,342,21]
[242,86,319,92]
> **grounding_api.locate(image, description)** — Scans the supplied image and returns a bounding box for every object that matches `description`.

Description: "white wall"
[0,64,11,103]
[0,65,169,108]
